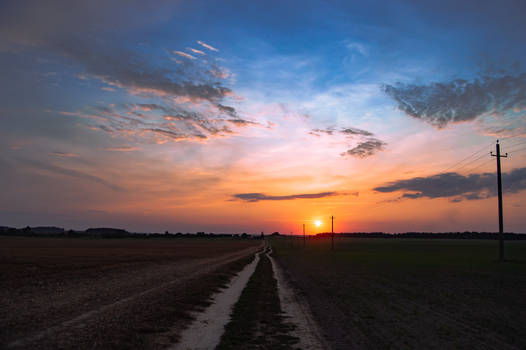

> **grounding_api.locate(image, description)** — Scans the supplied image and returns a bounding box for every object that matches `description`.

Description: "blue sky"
[1,0,526,233]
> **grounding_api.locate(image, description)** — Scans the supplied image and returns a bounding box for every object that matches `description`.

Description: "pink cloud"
[197,40,219,52]
[173,50,196,60]
[104,146,139,152]
[188,48,206,55]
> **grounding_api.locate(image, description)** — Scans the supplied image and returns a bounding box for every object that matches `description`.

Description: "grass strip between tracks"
[217,251,300,350]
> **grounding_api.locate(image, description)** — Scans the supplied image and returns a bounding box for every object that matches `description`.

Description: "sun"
[314,220,322,227]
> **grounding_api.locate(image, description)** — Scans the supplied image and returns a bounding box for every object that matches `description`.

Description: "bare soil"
[0,236,260,349]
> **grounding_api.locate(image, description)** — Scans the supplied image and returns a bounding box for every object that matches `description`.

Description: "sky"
[1,0,526,234]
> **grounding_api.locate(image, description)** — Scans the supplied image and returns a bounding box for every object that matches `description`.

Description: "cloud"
[374,167,526,201]
[309,128,334,136]
[226,119,259,126]
[0,3,232,104]
[232,191,340,202]
[173,50,196,60]
[51,152,78,157]
[383,73,526,128]
[340,127,374,136]
[310,126,375,137]
[309,126,386,158]
[134,103,171,113]
[216,104,237,117]
[346,42,368,56]
[20,158,123,191]
[104,146,139,152]
[197,40,219,52]
[189,48,206,56]
[341,138,386,158]
[61,103,245,143]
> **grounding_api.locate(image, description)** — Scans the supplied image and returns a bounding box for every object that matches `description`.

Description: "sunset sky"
[1,0,526,233]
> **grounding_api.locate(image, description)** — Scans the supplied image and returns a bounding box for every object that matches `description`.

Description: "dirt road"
[1,237,261,349]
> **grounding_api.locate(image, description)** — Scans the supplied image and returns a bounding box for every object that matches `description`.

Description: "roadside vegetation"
[271,237,526,349]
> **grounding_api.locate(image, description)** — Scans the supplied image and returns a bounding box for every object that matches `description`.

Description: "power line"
[507,145,526,154]
[440,142,493,174]
[501,138,526,149]
[464,159,494,174]
[455,152,491,172]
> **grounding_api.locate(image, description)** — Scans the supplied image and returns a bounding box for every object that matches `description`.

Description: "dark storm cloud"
[374,167,526,201]
[383,73,526,128]
[233,191,340,202]
[341,138,387,158]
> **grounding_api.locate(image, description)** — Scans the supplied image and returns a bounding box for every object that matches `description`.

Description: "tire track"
[7,245,261,349]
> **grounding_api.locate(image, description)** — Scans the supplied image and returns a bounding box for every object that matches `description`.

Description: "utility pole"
[303,223,306,246]
[491,140,508,262]
[331,216,334,250]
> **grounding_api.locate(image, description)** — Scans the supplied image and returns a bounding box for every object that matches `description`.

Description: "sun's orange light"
[314,220,322,227]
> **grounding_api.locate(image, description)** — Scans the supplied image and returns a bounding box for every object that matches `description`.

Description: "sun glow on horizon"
[314,220,322,227]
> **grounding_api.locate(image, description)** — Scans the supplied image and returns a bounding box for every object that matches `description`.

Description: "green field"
[271,237,526,349]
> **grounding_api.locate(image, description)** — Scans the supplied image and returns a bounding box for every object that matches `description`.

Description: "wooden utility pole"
[303,223,306,246]
[331,216,334,250]
[491,140,508,262]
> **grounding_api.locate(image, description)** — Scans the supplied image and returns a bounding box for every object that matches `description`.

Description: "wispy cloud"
[340,127,374,136]
[50,151,78,158]
[232,191,341,202]
[310,127,374,137]
[188,48,206,55]
[104,146,139,152]
[383,73,526,128]
[0,3,232,104]
[374,167,526,202]
[309,128,334,136]
[346,42,368,56]
[341,138,386,158]
[197,40,219,52]
[21,158,122,191]
[60,103,251,144]
[173,50,196,60]
[309,126,386,158]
